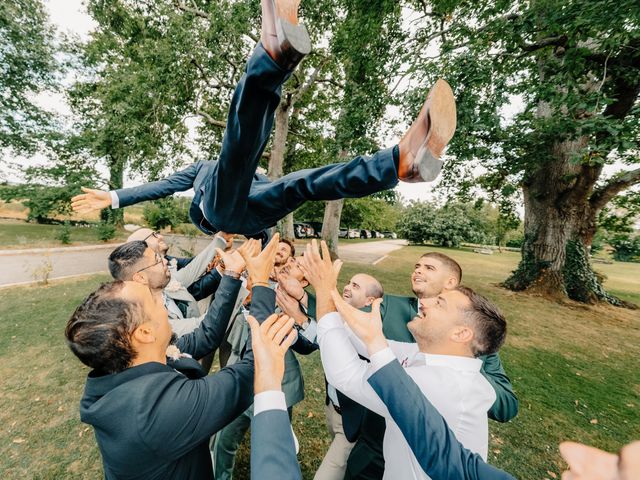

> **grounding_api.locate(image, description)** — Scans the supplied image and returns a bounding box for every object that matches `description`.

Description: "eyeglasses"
[143,231,160,243]
[135,252,164,274]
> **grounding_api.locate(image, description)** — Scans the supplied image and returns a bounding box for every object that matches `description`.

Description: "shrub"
[56,221,72,244]
[609,234,640,263]
[143,198,189,230]
[96,221,116,242]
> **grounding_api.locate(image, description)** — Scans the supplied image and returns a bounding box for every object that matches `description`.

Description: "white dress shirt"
[318,312,496,480]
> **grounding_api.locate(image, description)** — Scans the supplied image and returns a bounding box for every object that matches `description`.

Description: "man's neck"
[417,342,474,358]
[130,350,167,367]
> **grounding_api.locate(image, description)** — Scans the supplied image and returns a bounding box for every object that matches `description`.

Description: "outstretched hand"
[247,313,297,393]
[298,239,343,294]
[71,187,111,213]
[330,291,387,356]
[239,233,280,284]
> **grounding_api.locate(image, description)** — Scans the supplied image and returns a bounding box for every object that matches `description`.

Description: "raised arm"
[173,235,226,287]
[368,359,516,480]
[480,352,519,422]
[70,162,202,213]
[176,238,259,358]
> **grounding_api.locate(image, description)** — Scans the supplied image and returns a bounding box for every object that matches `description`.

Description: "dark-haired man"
[127,228,232,301]
[287,244,516,479]
[65,235,280,479]
[108,240,224,337]
[300,241,508,480]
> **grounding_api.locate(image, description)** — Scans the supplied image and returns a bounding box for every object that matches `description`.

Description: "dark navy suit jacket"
[368,359,516,480]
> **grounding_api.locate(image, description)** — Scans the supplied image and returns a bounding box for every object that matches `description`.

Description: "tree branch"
[290,58,331,107]
[196,110,270,160]
[590,167,640,212]
[173,0,209,19]
[520,35,568,52]
[197,110,226,128]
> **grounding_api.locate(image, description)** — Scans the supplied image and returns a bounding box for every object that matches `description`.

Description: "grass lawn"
[0,220,129,249]
[0,247,638,479]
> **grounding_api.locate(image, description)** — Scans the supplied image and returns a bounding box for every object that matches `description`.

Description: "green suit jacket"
[309,292,519,480]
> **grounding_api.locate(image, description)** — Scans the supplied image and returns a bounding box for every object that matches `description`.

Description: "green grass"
[0,220,129,249]
[0,247,638,479]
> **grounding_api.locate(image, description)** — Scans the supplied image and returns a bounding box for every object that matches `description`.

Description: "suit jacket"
[115,161,269,236]
[165,237,225,336]
[251,409,302,480]
[166,254,222,302]
[226,304,306,408]
[368,360,516,480]
[79,279,276,480]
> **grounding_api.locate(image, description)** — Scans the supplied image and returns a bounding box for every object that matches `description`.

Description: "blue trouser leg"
[205,43,291,232]
[245,147,399,232]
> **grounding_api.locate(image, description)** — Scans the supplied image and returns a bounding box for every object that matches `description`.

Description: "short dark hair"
[421,252,462,284]
[455,286,507,357]
[65,281,145,374]
[109,241,148,280]
[280,238,295,258]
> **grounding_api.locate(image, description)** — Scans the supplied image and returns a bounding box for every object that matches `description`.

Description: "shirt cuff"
[254,390,287,416]
[369,347,396,373]
[109,190,119,209]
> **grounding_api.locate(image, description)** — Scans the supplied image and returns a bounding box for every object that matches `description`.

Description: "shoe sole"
[415,79,456,182]
[277,19,311,57]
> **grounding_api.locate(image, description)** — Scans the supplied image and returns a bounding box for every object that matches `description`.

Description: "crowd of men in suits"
[65,1,638,478]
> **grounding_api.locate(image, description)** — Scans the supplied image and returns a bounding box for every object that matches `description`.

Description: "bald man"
[128,228,230,302]
[313,274,383,480]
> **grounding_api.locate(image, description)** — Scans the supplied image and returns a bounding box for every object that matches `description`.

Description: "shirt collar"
[409,352,483,372]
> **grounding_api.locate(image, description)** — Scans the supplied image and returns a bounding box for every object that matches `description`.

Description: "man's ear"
[443,276,457,290]
[301,279,310,289]
[451,325,473,345]
[131,272,148,285]
[559,441,619,477]
[131,322,156,345]
[364,296,376,307]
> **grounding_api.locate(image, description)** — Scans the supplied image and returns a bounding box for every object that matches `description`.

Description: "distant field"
[0,220,129,249]
[0,245,638,479]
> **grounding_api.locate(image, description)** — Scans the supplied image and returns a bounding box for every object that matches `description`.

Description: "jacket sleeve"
[251,409,302,480]
[290,334,319,355]
[480,353,519,422]
[368,360,516,480]
[173,236,224,288]
[188,269,223,301]
[176,275,241,359]
[143,288,276,460]
[115,162,201,208]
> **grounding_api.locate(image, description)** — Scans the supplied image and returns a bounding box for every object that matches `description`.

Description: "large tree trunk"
[322,198,344,260]
[269,103,295,240]
[504,137,628,306]
[320,150,350,258]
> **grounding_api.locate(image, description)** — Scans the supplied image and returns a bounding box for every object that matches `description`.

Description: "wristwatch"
[293,317,310,332]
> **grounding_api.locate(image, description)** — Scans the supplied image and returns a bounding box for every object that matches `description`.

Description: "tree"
[320,0,403,257]
[0,0,58,154]
[398,201,490,247]
[401,0,640,305]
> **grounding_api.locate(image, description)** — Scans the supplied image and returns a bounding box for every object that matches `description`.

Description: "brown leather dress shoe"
[398,79,457,182]
[261,0,311,70]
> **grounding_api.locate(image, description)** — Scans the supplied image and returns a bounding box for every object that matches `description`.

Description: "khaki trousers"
[314,403,356,480]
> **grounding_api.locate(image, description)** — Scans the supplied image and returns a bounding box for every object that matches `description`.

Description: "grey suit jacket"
[165,237,225,336]
[368,360,516,480]
[251,409,302,480]
[226,306,304,408]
